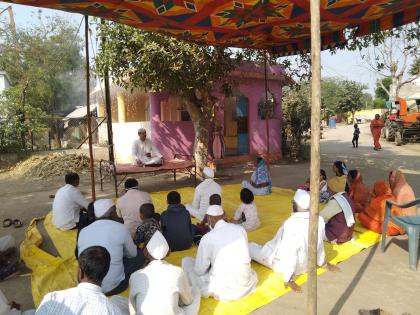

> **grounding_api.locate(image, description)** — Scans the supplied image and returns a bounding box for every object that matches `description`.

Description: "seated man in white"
[112,231,200,315]
[52,172,89,231]
[186,167,221,221]
[248,189,338,292]
[36,246,122,314]
[182,205,257,301]
[77,199,145,296]
[132,128,162,166]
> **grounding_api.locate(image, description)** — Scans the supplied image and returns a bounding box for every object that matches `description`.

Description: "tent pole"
[85,15,96,200]
[264,52,270,158]
[100,19,117,196]
[307,0,321,314]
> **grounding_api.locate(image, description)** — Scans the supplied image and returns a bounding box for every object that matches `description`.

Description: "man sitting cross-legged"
[52,172,89,231]
[36,246,122,314]
[182,205,258,301]
[186,167,221,221]
[77,199,145,296]
[248,189,339,292]
[112,231,201,315]
[161,191,194,252]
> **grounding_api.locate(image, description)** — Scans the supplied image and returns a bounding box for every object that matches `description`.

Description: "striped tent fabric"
[3,0,419,55]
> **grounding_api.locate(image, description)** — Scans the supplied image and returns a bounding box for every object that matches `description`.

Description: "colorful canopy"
[4,0,419,55]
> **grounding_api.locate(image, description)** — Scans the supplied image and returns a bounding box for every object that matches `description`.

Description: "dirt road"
[0,123,419,313]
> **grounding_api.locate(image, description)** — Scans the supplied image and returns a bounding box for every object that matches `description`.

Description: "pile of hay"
[9,153,91,179]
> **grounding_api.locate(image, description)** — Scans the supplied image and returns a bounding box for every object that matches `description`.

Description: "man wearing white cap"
[182,205,257,301]
[112,231,200,315]
[77,199,145,295]
[132,128,162,166]
[185,167,221,221]
[248,189,336,292]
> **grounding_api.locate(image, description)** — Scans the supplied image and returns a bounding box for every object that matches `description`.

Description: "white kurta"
[52,184,89,231]
[248,212,326,282]
[182,220,257,301]
[185,179,222,221]
[132,139,162,165]
[118,260,201,315]
[35,283,122,315]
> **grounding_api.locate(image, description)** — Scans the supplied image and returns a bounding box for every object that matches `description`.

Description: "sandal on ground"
[12,219,23,228]
[2,219,12,228]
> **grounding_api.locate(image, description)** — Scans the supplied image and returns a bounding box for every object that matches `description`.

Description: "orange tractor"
[382,97,420,146]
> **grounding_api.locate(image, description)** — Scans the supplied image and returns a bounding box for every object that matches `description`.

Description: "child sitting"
[231,188,260,231]
[134,203,161,247]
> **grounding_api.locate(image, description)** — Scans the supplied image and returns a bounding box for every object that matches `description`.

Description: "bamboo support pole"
[307,0,321,314]
[85,15,96,200]
[264,52,270,157]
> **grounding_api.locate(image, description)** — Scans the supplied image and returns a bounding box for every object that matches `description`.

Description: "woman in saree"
[358,180,403,235]
[242,157,272,195]
[348,170,370,213]
[389,170,417,216]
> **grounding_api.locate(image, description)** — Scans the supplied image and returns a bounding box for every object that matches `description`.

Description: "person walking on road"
[352,123,360,148]
[370,114,384,151]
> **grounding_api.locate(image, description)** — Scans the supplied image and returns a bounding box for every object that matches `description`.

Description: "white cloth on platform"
[116,189,152,237]
[248,212,326,282]
[182,220,257,301]
[52,184,89,231]
[35,283,122,315]
[125,260,200,315]
[132,139,162,165]
[186,179,221,221]
[77,220,137,293]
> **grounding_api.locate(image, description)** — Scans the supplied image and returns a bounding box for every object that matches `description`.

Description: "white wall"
[98,121,151,163]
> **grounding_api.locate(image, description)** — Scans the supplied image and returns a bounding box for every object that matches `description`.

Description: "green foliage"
[0,15,85,152]
[282,83,311,159]
[375,77,392,100]
[321,78,368,116]
[96,22,239,101]
[410,59,420,76]
[335,80,368,116]
[372,98,386,109]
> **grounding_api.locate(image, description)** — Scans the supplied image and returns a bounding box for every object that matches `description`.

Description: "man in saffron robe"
[370,114,384,151]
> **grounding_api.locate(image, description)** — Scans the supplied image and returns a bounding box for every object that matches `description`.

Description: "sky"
[0,2,380,95]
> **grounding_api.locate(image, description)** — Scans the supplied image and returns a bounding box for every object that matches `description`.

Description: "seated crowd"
[39,159,416,314]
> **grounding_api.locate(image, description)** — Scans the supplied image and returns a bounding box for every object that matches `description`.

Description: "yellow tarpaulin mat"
[21,184,380,314]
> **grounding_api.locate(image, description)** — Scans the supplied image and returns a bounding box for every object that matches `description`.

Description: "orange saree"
[358,180,403,235]
[389,170,417,216]
[349,171,370,213]
[370,118,384,150]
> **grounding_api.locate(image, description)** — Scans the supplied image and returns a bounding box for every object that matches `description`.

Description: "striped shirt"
[36,282,122,315]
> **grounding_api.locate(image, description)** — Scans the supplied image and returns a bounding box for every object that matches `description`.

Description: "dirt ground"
[0,123,419,314]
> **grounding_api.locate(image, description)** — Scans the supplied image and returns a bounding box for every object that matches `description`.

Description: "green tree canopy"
[0,14,85,151]
[375,77,392,101]
[96,22,241,168]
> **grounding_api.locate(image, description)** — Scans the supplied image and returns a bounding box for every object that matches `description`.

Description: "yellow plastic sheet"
[20,184,380,314]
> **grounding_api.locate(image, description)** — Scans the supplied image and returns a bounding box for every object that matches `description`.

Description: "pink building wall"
[150,63,284,160]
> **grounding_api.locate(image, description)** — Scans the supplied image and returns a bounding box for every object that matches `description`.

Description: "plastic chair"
[381,198,420,271]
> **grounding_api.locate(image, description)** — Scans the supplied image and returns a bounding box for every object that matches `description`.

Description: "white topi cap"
[293,189,310,211]
[146,231,169,260]
[138,128,146,134]
[94,199,114,218]
[206,205,224,216]
[203,167,214,178]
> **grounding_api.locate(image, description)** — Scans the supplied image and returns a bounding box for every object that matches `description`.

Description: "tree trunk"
[184,96,212,172]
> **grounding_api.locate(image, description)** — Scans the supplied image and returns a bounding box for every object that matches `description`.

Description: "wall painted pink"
[150,63,284,160]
